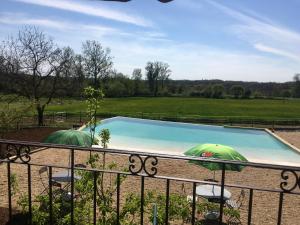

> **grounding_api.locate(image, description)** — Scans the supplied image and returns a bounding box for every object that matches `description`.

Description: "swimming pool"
[83,117,300,166]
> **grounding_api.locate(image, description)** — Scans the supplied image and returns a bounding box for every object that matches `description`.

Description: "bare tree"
[0,37,21,74]
[132,68,142,96]
[145,62,158,96]
[73,54,86,94]
[294,74,300,98]
[145,61,171,96]
[82,40,113,88]
[158,62,171,89]
[1,26,68,126]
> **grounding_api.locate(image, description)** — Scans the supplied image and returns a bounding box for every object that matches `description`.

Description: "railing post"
[219,163,226,225]
[116,174,120,225]
[141,176,145,225]
[7,162,12,221]
[165,179,170,225]
[27,164,32,225]
[49,166,53,225]
[70,149,75,225]
[277,192,284,225]
[191,182,197,225]
[248,189,253,225]
[93,171,97,225]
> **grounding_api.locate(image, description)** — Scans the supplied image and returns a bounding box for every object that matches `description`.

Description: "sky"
[0,0,300,82]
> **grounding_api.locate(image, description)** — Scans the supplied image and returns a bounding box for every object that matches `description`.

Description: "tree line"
[0,26,300,126]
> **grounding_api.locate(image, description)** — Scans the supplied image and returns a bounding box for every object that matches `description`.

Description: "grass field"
[41,97,300,120]
[1,96,300,120]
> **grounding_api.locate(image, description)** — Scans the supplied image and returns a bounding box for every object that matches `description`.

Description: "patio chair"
[225,189,245,210]
[225,190,245,225]
[38,166,62,195]
[187,195,198,203]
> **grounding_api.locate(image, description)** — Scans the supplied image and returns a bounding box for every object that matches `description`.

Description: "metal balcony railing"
[0,139,299,225]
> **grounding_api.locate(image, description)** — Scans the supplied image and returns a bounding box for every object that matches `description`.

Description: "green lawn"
[43,97,300,120]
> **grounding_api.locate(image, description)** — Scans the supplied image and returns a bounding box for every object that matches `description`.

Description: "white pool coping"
[265,128,300,155]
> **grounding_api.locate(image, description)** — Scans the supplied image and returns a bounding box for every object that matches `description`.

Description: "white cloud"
[254,43,300,62]
[207,0,300,63]
[14,0,152,27]
[0,12,171,44]
[0,12,119,36]
[0,14,63,29]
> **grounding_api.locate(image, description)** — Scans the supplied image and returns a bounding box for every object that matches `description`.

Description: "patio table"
[52,170,81,183]
[196,184,231,201]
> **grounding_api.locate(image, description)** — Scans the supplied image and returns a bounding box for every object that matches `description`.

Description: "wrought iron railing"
[0,139,300,225]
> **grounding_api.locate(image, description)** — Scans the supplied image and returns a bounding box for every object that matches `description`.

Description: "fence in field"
[7,112,300,131]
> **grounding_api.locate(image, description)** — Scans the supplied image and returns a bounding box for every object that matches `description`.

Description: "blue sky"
[1,0,300,82]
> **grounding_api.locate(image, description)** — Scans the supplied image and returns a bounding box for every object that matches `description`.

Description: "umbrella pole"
[213,171,215,192]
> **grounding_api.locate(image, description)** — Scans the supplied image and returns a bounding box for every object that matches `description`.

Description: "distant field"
[42,97,300,120]
[1,96,300,120]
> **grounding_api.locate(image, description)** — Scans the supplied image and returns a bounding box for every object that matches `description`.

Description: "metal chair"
[225,189,246,225]
[225,189,245,210]
[38,166,62,195]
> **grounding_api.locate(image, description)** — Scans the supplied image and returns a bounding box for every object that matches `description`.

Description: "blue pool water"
[84,117,300,166]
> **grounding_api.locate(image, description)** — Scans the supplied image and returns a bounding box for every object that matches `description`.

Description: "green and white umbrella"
[43,130,98,147]
[184,143,248,172]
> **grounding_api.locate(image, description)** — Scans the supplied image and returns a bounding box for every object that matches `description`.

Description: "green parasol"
[184,143,248,172]
[43,130,98,147]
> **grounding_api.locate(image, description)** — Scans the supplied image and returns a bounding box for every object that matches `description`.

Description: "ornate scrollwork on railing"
[129,154,158,177]
[6,144,31,163]
[280,170,300,192]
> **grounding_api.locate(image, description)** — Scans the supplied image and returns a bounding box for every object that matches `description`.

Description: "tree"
[212,84,224,98]
[84,86,104,146]
[0,37,20,74]
[281,89,292,98]
[72,54,86,96]
[145,62,159,96]
[230,85,245,99]
[293,74,300,98]
[145,61,171,96]
[0,26,68,126]
[132,68,142,96]
[158,63,171,89]
[56,47,76,97]
[201,85,213,98]
[82,40,113,88]
[243,89,252,99]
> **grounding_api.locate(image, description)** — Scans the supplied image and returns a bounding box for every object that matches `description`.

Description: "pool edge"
[265,128,300,155]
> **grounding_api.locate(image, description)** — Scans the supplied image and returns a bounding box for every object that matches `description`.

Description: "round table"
[196,184,231,200]
[52,170,81,183]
